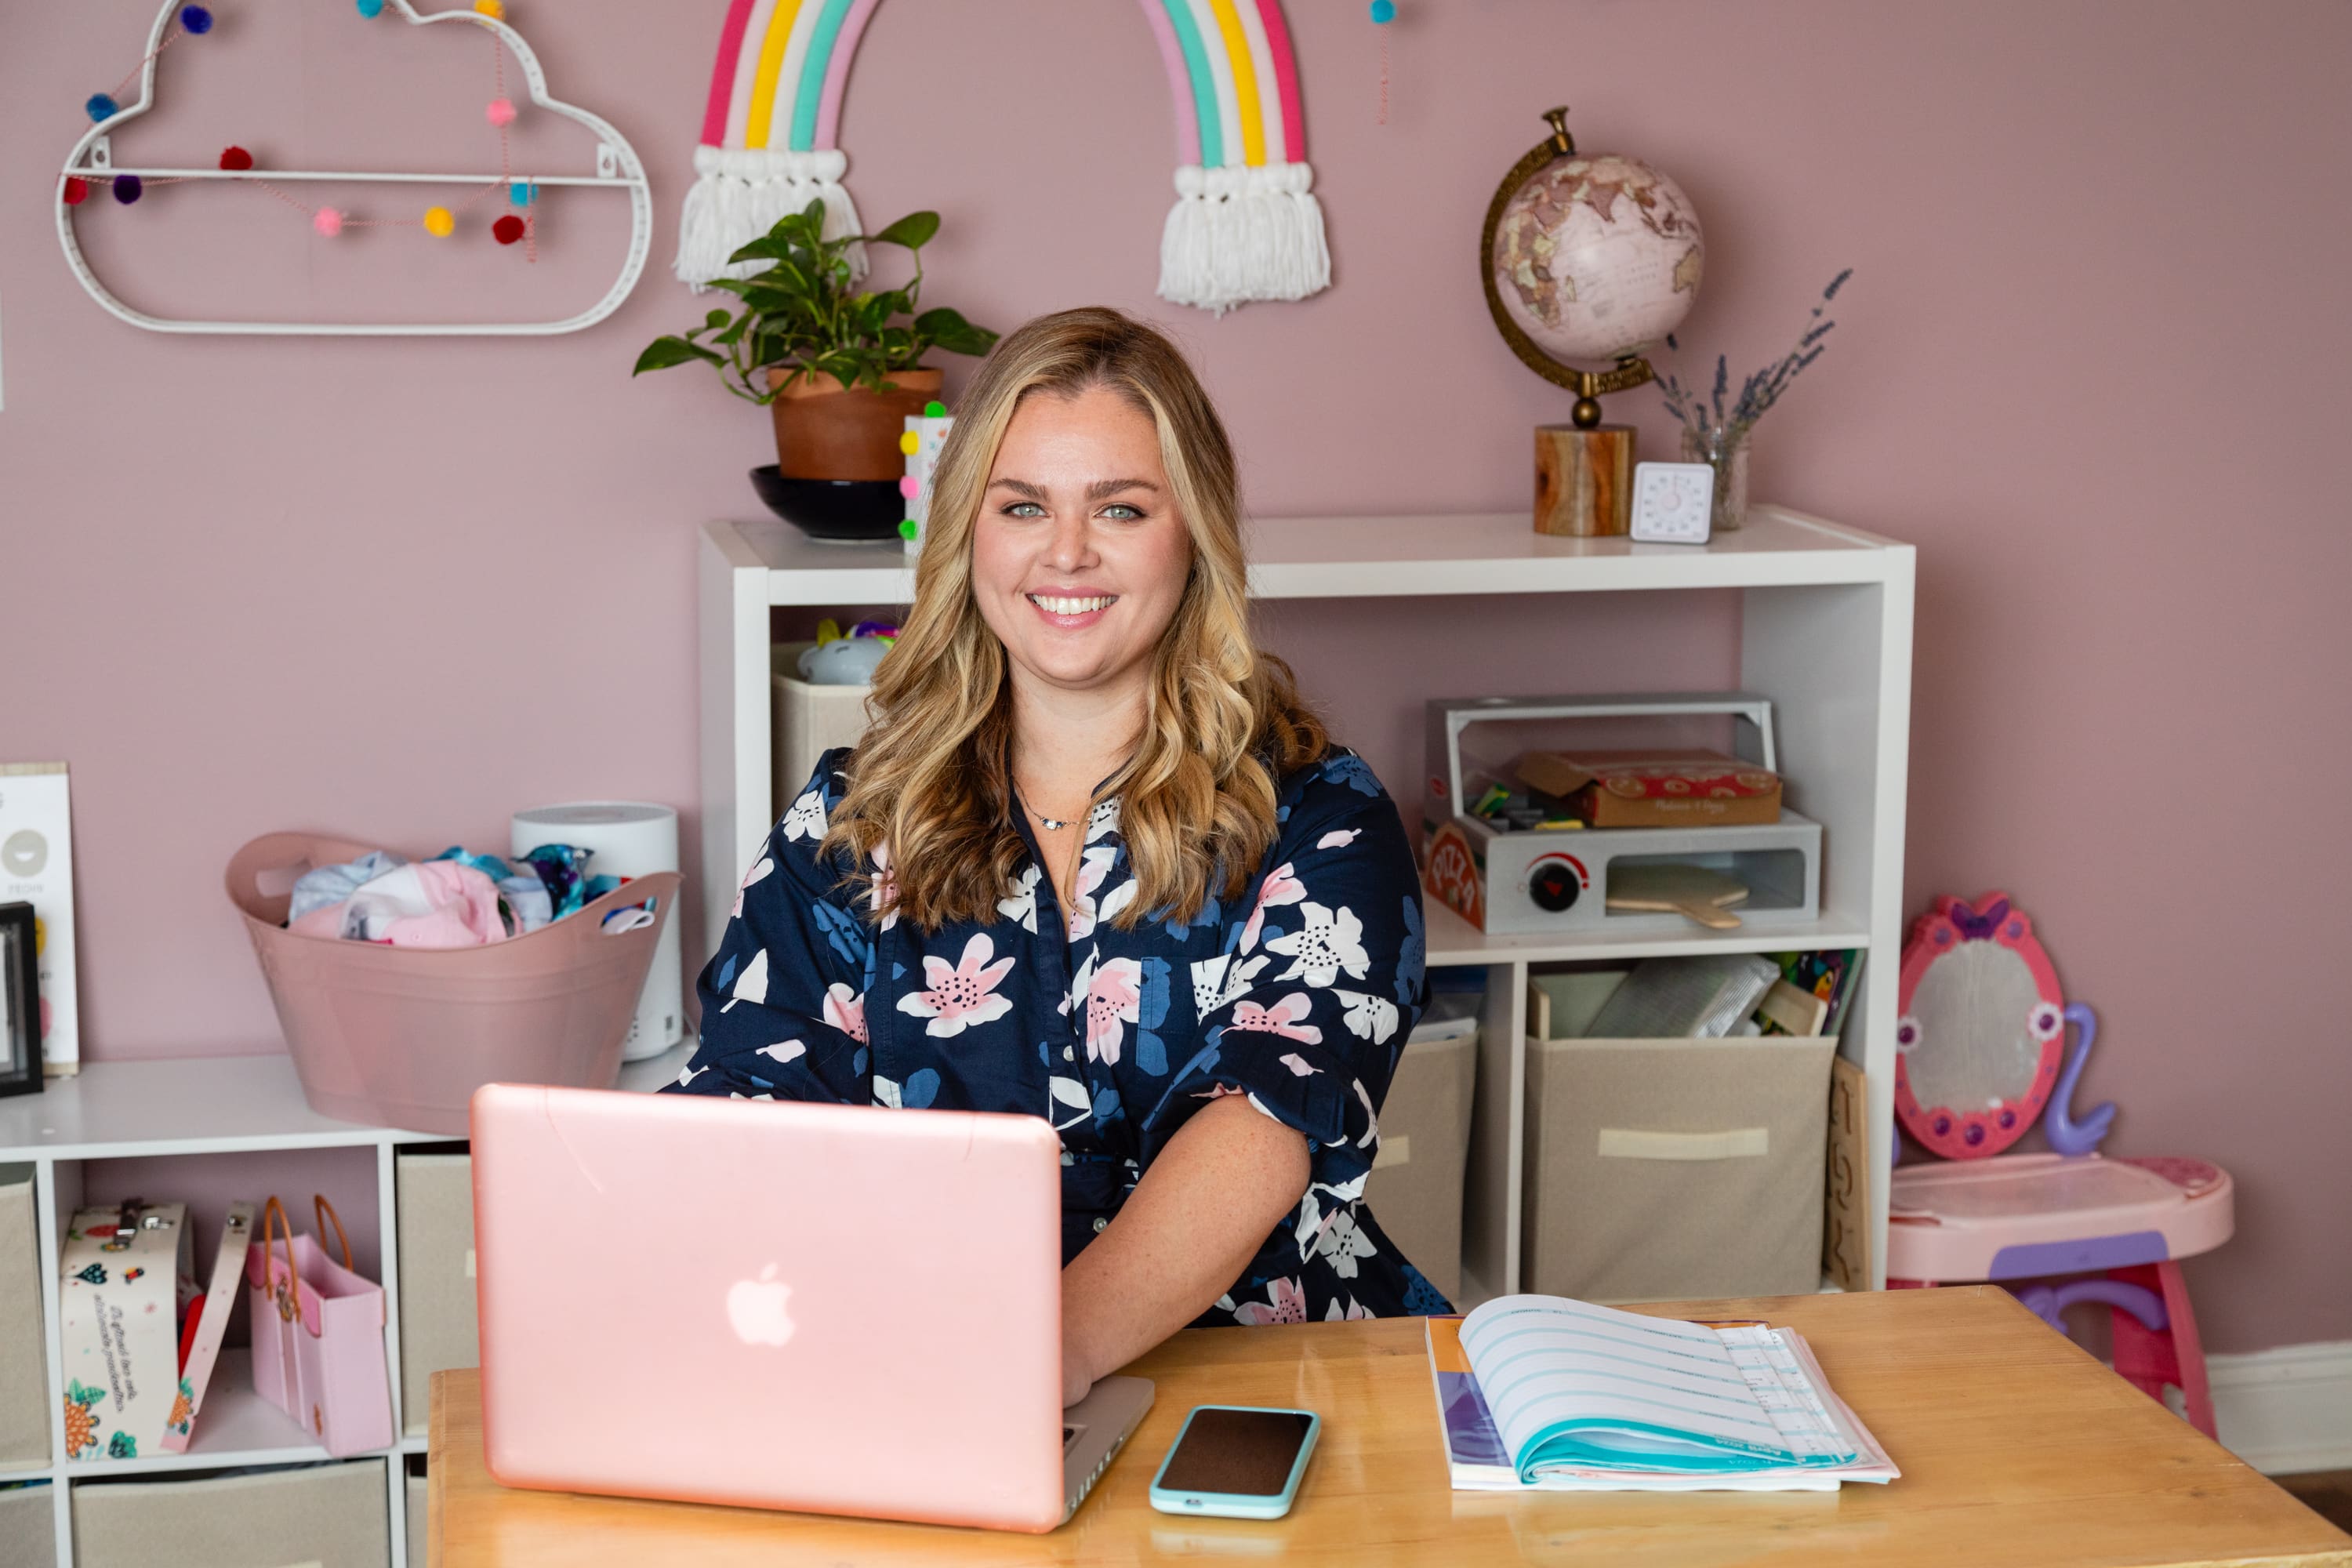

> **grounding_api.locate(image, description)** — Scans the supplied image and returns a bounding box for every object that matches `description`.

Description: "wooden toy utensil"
[1606,864,1750,929]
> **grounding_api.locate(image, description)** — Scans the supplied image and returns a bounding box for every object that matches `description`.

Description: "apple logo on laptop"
[728,1262,796,1346]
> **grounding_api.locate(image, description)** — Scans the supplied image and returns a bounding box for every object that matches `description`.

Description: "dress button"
[1091,1217,1108,1234]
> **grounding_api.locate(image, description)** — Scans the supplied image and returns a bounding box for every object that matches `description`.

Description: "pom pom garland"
[63,177,89,206]
[1368,0,1394,20]
[898,475,921,499]
[485,97,517,127]
[924,400,948,417]
[898,519,920,541]
[180,5,213,34]
[474,0,504,16]
[423,205,456,237]
[219,145,253,171]
[86,93,120,122]
[355,0,384,16]
[113,174,144,205]
[510,180,536,206]
[898,431,921,456]
[314,206,344,237]
[492,214,525,245]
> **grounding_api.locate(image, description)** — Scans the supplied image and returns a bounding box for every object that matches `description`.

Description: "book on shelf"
[1427,1294,1899,1492]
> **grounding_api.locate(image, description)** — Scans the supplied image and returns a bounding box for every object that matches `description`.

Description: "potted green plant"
[633,201,997,483]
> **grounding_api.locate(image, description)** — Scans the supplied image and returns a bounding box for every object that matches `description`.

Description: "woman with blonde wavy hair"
[671,307,1443,1403]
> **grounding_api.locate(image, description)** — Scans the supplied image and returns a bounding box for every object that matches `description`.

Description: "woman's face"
[971,384,1193,702]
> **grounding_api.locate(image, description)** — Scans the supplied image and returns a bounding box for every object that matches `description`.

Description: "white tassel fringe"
[1157,162,1330,314]
[674,146,867,291]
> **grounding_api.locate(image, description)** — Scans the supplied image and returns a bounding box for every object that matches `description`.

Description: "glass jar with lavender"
[1679,423,1751,533]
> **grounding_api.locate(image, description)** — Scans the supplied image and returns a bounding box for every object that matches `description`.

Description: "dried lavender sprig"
[1657,269,1853,439]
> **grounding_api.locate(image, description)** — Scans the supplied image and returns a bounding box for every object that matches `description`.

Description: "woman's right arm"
[666,757,877,1104]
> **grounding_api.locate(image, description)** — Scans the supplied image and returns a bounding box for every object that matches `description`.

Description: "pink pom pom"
[313,206,344,238]
[485,98,517,127]
[898,476,921,499]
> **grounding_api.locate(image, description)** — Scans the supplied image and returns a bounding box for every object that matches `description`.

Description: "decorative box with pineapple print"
[60,1201,194,1461]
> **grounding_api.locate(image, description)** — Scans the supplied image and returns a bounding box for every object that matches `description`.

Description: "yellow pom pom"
[474,0,503,16]
[898,431,920,456]
[423,205,456,238]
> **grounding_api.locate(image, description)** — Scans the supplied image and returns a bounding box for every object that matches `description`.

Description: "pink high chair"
[1884,893,2234,1438]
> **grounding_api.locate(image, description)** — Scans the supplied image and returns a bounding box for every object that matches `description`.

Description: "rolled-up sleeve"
[666,753,875,1105]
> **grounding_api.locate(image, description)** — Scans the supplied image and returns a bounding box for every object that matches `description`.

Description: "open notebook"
[1428,1295,1899,1491]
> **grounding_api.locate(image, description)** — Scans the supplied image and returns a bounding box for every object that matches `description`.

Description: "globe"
[1490,145,1704,369]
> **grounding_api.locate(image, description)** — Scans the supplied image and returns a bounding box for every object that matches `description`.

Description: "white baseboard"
[2208,1340,2352,1475]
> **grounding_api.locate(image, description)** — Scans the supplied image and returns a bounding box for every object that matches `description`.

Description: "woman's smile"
[1025,589,1121,629]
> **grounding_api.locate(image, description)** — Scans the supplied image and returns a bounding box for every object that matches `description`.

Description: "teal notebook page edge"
[1459,1297,1859,1484]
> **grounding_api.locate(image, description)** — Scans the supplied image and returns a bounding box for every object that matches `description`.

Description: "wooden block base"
[1534,423,1635,536]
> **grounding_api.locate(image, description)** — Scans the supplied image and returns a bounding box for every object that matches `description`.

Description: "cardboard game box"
[1515,750,1783,829]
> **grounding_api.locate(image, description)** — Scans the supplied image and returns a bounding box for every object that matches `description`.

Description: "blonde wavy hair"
[822,307,1327,931]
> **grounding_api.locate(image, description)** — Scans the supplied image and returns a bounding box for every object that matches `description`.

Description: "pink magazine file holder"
[244,1195,394,1457]
[226,833,682,1135]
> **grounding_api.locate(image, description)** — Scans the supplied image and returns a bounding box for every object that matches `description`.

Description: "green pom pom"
[923,401,947,418]
[898,518,919,540]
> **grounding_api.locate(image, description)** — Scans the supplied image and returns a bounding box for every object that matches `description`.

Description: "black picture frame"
[0,902,40,1098]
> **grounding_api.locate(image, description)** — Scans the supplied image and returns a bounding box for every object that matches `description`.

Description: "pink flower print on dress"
[1238,862,1306,953]
[822,982,868,1044]
[895,932,1016,1038]
[1230,1276,1308,1326]
[1315,829,1363,850]
[731,854,773,919]
[1065,848,1138,941]
[1076,953,1144,1064]
[1227,993,1323,1044]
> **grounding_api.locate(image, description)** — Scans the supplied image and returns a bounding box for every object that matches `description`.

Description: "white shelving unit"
[0,1045,691,1568]
[699,506,1916,1307]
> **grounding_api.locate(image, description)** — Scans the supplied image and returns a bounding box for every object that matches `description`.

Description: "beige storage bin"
[1523,1036,1835,1304]
[0,1167,47,1471]
[407,1465,427,1567]
[0,1483,56,1568]
[771,644,875,808]
[1363,1031,1476,1302]
[72,1458,389,1568]
[397,1152,477,1439]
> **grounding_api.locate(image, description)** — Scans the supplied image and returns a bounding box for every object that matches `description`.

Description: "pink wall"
[3,2,2346,1352]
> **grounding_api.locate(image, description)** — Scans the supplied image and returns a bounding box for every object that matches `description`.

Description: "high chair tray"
[1886,1152,2232,1283]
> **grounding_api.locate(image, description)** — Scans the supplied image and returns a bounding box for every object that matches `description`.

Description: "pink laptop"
[469,1083,1153,1533]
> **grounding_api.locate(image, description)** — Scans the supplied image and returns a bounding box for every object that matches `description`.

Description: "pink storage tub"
[227,833,683,1135]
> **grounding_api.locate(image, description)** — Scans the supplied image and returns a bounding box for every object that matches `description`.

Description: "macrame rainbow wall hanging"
[676,0,1327,314]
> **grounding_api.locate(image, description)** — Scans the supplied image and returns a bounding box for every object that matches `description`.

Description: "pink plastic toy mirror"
[1894,891,2067,1160]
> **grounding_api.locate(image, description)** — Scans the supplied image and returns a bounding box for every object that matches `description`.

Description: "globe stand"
[1483,106,1695,538]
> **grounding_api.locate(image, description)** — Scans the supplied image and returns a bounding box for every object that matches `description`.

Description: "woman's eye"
[1004,502,1047,518]
[1100,504,1145,521]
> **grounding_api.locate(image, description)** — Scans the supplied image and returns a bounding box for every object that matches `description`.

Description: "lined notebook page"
[1460,1296,1853,1472]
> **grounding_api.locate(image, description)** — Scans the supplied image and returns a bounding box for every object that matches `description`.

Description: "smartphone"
[1147,1404,1320,1520]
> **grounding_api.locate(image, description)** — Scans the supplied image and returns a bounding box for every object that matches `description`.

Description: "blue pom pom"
[85,93,118,122]
[112,173,143,205]
[508,179,536,206]
[1368,0,1396,20]
[355,0,383,15]
[179,5,212,34]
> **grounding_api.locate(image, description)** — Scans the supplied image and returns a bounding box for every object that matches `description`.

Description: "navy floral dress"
[666,746,1451,1326]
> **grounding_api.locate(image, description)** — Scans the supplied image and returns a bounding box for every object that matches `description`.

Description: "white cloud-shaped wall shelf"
[56,0,651,336]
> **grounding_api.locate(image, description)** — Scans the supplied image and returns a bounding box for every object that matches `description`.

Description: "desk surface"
[430,1286,2352,1567]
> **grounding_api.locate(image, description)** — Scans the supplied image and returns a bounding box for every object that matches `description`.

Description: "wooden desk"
[429,1286,2352,1566]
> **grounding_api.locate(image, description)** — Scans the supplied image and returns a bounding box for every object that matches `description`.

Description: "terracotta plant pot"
[767,366,943,481]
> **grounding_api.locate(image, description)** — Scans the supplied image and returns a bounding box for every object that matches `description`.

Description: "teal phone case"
[1147,1404,1321,1520]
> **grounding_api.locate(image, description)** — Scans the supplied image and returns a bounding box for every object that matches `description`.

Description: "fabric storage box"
[772,643,876,808]
[1363,1031,1476,1303]
[0,1167,47,1471]
[0,1483,56,1568]
[396,1152,478,1439]
[1523,1036,1836,1303]
[71,1458,389,1568]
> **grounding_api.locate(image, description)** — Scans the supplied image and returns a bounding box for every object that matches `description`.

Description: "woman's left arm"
[1058,1094,1307,1403]
[1063,757,1428,1400]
